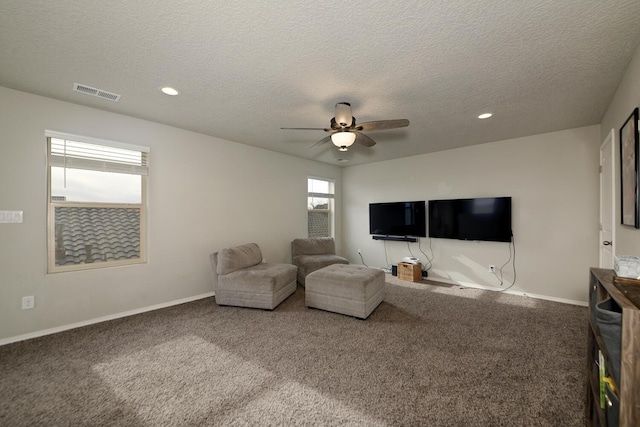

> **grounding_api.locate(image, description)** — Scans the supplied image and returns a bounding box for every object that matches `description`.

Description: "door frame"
[599,129,615,268]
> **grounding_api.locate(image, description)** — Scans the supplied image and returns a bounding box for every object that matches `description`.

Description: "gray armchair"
[291,238,348,287]
[210,243,297,310]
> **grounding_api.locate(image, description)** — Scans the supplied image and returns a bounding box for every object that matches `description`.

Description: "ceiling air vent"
[73,83,121,102]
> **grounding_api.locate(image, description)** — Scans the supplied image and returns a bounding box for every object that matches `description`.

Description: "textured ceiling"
[2,1,640,166]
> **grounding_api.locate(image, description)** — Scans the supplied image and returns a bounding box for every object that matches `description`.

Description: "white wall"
[343,126,601,303]
[0,86,341,342]
[601,41,640,257]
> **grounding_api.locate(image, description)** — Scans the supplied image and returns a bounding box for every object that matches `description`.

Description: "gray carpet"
[0,277,587,426]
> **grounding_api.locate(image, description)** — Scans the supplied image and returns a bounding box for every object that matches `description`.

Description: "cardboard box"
[398,262,422,282]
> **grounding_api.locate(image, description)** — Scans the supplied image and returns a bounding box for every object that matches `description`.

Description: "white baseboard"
[1,278,587,347]
[0,292,215,347]
[425,277,588,307]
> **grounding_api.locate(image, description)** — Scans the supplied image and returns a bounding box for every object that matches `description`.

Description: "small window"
[46,131,149,273]
[308,177,334,238]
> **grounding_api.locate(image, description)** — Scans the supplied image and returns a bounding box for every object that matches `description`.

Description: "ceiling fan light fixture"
[331,131,356,150]
[335,102,353,127]
[282,102,408,151]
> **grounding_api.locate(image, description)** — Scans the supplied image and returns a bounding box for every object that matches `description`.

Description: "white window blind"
[46,130,149,176]
[308,192,335,199]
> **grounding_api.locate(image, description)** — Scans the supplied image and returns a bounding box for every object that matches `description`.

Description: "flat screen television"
[428,197,512,242]
[369,201,426,237]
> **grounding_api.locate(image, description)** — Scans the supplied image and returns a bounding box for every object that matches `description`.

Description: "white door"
[600,129,615,268]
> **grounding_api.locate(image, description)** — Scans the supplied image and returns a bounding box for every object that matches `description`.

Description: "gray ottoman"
[305,264,385,319]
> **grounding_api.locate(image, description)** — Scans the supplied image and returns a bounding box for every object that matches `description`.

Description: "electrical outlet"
[357,249,362,255]
[22,296,35,310]
[489,265,496,273]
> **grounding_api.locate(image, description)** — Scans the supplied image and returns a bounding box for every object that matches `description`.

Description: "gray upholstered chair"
[291,238,348,287]
[209,243,297,310]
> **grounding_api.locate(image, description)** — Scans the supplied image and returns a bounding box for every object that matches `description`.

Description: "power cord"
[492,233,517,292]
[383,240,392,269]
[408,240,427,274]
[358,250,369,267]
[417,237,434,271]
[407,241,415,259]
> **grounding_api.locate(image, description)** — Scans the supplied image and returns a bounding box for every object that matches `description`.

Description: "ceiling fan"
[281,102,409,151]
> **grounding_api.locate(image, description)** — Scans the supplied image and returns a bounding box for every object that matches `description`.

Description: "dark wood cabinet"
[586,268,640,426]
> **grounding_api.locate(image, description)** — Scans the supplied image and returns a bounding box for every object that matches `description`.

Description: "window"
[46,131,149,273]
[308,177,334,238]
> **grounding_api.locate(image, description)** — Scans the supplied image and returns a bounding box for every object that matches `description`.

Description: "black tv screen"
[369,201,426,237]
[428,197,512,242]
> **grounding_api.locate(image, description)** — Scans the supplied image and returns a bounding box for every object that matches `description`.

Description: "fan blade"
[355,132,376,147]
[356,119,409,132]
[281,127,331,131]
[310,135,332,149]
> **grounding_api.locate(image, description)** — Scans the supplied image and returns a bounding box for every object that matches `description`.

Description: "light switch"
[0,211,23,223]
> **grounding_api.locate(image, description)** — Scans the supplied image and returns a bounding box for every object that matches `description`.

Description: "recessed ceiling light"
[478,113,493,119]
[161,87,180,96]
